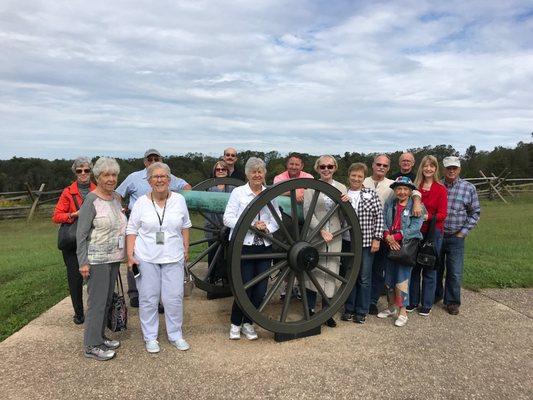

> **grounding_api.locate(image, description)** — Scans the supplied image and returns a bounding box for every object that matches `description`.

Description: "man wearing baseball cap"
[116,148,192,308]
[436,156,480,315]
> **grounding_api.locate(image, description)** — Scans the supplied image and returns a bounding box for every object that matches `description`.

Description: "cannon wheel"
[187,177,245,295]
[228,178,362,335]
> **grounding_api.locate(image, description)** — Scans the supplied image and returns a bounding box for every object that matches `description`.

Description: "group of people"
[53,147,480,360]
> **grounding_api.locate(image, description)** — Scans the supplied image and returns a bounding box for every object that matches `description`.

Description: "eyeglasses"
[151,175,168,180]
[375,163,389,168]
[215,168,228,172]
[224,153,237,158]
[319,164,335,170]
[146,156,161,162]
[400,159,413,163]
[75,168,90,174]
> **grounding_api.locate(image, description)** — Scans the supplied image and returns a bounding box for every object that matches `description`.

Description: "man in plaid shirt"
[436,156,481,315]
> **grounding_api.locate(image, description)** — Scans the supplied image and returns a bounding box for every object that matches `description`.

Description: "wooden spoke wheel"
[187,177,244,295]
[228,178,362,335]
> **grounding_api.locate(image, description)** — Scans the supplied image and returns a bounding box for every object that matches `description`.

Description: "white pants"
[137,260,184,342]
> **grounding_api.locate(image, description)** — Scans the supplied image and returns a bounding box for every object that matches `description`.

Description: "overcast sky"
[1,0,532,160]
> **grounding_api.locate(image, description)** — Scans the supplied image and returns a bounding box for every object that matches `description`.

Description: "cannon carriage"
[183,178,363,338]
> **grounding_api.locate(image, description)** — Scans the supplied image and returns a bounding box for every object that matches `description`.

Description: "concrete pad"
[1,268,532,400]
[479,288,532,318]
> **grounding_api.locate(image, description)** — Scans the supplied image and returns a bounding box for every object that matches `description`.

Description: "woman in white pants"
[126,162,191,353]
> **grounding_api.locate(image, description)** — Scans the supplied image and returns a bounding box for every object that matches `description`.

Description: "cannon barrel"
[180,190,303,219]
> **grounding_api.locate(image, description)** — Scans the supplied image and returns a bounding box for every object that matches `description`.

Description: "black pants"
[230,245,271,326]
[61,248,84,317]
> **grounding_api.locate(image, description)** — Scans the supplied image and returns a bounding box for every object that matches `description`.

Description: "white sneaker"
[394,315,408,327]
[145,340,160,353]
[171,338,190,351]
[229,324,241,340]
[241,323,258,340]
[377,308,397,319]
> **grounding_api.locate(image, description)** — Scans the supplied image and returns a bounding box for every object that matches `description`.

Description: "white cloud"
[0,0,532,160]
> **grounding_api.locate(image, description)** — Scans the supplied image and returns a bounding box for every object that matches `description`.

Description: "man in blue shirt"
[436,156,480,315]
[116,148,191,307]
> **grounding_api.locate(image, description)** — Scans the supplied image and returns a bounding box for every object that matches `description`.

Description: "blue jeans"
[230,245,271,326]
[370,244,387,305]
[409,230,443,309]
[384,258,412,308]
[344,245,374,316]
[436,235,465,305]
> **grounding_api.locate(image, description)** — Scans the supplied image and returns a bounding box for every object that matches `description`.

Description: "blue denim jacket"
[383,197,426,240]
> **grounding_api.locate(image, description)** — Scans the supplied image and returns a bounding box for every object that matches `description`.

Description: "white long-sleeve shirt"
[223,184,280,246]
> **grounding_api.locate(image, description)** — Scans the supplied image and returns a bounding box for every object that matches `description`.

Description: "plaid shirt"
[343,188,384,247]
[442,177,480,236]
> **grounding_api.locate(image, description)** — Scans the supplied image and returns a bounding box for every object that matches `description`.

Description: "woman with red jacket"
[408,155,448,316]
[53,157,96,325]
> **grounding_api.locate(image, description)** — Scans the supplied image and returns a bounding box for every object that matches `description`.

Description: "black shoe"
[419,307,431,316]
[406,304,417,313]
[130,297,139,308]
[354,314,366,324]
[73,315,84,325]
[434,296,443,304]
[325,317,337,327]
[368,304,378,315]
[158,304,165,314]
[340,312,353,321]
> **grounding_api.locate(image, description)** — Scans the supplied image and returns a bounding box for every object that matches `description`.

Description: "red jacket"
[419,181,448,233]
[52,181,96,224]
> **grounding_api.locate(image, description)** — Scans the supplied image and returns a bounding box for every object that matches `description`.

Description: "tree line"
[0,142,531,192]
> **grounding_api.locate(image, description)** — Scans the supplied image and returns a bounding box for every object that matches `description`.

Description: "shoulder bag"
[57,195,80,251]
[386,201,419,267]
[107,272,128,332]
[416,215,438,269]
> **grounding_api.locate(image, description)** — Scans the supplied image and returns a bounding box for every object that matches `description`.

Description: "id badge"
[156,231,165,245]
[118,235,125,249]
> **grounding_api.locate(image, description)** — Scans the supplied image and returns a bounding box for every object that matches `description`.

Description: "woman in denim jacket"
[377,176,426,327]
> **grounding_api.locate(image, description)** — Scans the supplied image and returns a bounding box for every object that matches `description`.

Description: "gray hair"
[92,157,120,179]
[71,156,93,174]
[147,162,171,179]
[245,157,266,176]
[373,153,391,163]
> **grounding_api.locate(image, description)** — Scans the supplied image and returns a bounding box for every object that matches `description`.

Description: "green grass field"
[1,198,532,341]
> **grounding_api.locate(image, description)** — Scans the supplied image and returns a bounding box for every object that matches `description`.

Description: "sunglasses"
[146,156,161,162]
[215,168,228,172]
[375,163,389,168]
[75,168,91,174]
[224,153,237,158]
[319,164,335,170]
[151,175,168,180]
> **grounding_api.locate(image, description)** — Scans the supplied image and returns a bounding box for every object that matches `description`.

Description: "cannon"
[183,178,363,339]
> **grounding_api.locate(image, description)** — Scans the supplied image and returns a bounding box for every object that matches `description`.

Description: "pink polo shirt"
[273,170,314,198]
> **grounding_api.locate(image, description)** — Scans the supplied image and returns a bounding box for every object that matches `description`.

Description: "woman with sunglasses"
[204,160,235,286]
[303,155,347,327]
[53,156,96,325]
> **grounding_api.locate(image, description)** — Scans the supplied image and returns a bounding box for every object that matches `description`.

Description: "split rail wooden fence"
[0,172,531,220]
[0,184,61,220]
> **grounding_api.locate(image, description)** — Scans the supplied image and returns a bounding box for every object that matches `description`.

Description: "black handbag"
[417,215,438,269]
[386,201,419,267]
[107,273,128,332]
[387,237,420,267]
[57,196,80,251]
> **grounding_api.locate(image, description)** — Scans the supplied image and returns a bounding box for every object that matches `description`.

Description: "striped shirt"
[442,177,480,236]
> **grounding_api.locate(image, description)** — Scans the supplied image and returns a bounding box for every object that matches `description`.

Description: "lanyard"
[151,192,169,229]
